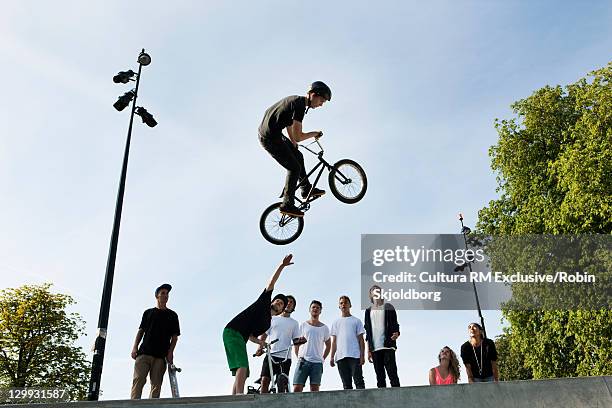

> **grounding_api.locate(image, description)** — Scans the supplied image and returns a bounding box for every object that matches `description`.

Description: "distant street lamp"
[87,48,157,401]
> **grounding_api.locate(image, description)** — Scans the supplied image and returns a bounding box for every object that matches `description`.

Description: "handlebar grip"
[270,339,279,345]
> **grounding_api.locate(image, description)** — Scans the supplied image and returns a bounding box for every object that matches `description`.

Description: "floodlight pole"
[88,50,146,401]
[458,214,487,338]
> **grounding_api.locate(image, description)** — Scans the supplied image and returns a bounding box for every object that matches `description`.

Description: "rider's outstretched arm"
[266,254,293,292]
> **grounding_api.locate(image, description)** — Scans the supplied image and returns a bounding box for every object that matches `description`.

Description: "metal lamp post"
[87,49,156,401]
[457,213,487,338]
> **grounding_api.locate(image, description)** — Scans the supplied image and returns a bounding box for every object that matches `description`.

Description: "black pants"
[259,133,308,206]
[336,358,365,389]
[372,349,400,387]
[260,355,291,392]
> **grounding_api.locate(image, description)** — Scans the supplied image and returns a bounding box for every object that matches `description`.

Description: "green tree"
[477,62,612,379]
[0,283,89,400]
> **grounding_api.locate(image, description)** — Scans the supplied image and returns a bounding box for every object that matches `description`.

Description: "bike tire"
[260,202,305,245]
[328,159,367,204]
[277,374,289,393]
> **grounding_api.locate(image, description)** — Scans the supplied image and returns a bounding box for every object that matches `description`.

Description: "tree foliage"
[0,283,89,400]
[477,62,612,379]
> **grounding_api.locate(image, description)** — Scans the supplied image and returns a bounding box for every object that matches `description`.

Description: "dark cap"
[155,283,172,296]
[272,293,288,309]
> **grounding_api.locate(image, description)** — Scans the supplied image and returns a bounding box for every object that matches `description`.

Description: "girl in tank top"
[429,346,460,385]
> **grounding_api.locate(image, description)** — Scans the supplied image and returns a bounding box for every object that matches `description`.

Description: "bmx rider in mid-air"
[258,81,332,217]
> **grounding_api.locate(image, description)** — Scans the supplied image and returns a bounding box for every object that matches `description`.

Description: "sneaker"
[301,187,326,200]
[279,204,304,217]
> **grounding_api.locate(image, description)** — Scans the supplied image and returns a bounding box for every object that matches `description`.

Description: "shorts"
[260,355,292,379]
[293,358,323,386]
[223,328,249,377]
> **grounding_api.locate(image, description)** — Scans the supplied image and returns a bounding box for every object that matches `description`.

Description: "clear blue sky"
[1,0,611,399]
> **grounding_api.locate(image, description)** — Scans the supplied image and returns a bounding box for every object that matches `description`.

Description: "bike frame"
[276,139,356,228]
[254,340,292,393]
[266,345,292,393]
[295,139,353,207]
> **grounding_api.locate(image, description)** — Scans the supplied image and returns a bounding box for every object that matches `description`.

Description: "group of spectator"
[128,255,498,399]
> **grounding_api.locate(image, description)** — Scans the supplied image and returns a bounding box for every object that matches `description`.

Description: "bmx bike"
[247,339,294,394]
[259,139,367,245]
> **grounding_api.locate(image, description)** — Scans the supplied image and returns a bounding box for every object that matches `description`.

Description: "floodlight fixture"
[135,107,157,127]
[113,90,135,111]
[113,70,136,84]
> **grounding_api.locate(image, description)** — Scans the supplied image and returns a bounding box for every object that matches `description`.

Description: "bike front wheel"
[328,159,367,204]
[260,202,304,245]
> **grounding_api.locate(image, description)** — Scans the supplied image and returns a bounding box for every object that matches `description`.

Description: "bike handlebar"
[252,338,280,357]
[300,138,324,156]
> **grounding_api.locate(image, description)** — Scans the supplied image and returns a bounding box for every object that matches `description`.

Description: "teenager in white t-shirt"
[330,295,366,389]
[293,300,331,392]
[255,295,300,393]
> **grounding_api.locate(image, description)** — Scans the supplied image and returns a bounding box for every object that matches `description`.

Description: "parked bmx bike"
[247,339,292,394]
[260,139,367,245]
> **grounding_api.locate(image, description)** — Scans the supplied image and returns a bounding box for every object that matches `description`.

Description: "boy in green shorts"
[223,254,293,394]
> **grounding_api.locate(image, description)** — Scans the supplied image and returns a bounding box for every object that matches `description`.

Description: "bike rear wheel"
[260,202,304,245]
[328,159,367,204]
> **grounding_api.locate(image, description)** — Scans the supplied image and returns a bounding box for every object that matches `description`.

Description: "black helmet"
[308,81,332,101]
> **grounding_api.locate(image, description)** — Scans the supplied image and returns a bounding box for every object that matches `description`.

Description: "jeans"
[372,349,400,387]
[293,359,324,385]
[259,133,308,206]
[336,357,365,389]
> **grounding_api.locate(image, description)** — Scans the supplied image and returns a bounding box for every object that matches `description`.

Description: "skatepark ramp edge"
[13,376,612,408]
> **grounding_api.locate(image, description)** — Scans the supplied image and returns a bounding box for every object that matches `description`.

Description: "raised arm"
[266,254,293,292]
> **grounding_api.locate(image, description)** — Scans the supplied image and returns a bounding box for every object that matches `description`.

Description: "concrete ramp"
[20,376,612,408]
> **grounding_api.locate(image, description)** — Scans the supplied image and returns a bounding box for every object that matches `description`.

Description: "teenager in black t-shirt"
[223,254,293,394]
[460,322,498,382]
[130,284,180,399]
[258,81,332,217]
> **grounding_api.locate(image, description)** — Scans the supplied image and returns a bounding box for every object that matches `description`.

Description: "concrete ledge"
[15,376,612,408]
